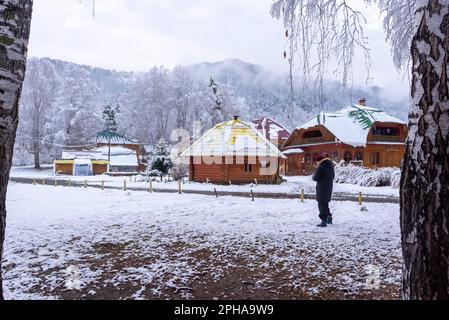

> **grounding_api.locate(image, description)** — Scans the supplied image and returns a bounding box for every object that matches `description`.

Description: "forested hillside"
[14,57,408,166]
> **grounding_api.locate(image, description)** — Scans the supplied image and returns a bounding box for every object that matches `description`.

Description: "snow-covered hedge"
[334,162,401,188]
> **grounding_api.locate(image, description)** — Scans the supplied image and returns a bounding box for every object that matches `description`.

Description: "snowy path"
[9,177,399,204]
[10,165,400,199]
[3,183,402,300]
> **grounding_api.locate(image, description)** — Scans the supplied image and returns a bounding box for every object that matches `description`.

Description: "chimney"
[358,98,366,106]
[233,115,239,121]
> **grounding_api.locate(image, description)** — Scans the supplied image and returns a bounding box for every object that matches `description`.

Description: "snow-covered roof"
[96,130,138,145]
[74,159,92,166]
[95,146,135,157]
[62,150,101,160]
[252,117,290,141]
[296,105,406,147]
[181,119,286,158]
[62,146,138,167]
[283,148,304,155]
[95,146,138,167]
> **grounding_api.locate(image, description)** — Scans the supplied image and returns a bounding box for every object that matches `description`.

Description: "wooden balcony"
[302,137,326,144]
[370,135,403,143]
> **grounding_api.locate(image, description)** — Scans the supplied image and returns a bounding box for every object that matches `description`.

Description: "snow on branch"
[270,0,418,95]
[371,0,417,71]
[271,0,371,96]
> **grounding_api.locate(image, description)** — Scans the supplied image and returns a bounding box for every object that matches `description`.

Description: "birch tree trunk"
[401,0,449,299]
[0,0,33,300]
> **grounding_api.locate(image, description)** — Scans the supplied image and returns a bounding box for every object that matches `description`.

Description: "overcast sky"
[28,0,410,102]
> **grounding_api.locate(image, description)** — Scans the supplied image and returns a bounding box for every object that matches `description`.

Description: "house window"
[305,154,312,164]
[355,151,363,161]
[373,126,400,136]
[344,151,352,163]
[303,130,323,139]
[370,152,381,165]
[244,162,253,173]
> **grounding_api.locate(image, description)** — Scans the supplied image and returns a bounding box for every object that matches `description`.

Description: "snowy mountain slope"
[14,57,409,166]
[185,58,409,124]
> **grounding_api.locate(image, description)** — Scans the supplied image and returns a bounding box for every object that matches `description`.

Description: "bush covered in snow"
[147,139,173,178]
[334,162,401,188]
[147,169,162,177]
[170,163,188,181]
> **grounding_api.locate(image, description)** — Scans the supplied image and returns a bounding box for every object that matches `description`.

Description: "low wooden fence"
[10,177,399,204]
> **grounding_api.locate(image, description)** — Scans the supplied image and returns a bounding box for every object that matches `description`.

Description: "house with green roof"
[282,99,408,175]
[95,130,146,172]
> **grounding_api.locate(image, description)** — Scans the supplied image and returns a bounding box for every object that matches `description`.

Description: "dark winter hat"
[316,155,325,162]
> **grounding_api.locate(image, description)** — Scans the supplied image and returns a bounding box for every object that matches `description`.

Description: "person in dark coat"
[312,155,335,227]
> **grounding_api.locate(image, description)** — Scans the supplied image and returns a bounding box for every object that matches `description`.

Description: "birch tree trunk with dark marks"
[0,0,33,300]
[401,0,449,299]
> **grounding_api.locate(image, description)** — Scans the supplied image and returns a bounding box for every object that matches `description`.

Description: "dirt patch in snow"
[19,238,401,300]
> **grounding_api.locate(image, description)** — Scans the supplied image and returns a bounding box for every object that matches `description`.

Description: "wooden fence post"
[84,179,88,188]
[148,180,153,192]
[54,180,57,187]
[301,188,305,203]
[101,180,104,190]
[42,179,45,185]
[124,180,127,191]
[32,179,36,185]
[358,192,362,206]
[68,179,71,187]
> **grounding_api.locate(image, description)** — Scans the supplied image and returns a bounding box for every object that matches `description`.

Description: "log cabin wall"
[364,122,407,168]
[286,125,337,146]
[55,163,74,175]
[92,163,108,175]
[282,122,408,175]
[364,144,406,168]
[285,153,304,176]
[189,156,279,183]
[291,143,359,175]
[283,126,342,175]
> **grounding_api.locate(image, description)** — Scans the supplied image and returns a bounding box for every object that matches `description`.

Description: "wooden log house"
[282,99,408,175]
[181,117,286,184]
[54,131,142,176]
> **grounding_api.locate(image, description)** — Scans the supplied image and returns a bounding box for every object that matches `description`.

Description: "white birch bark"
[401,0,449,299]
[0,0,33,300]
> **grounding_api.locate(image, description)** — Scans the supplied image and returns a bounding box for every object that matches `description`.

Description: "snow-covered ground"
[10,165,399,197]
[3,183,402,300]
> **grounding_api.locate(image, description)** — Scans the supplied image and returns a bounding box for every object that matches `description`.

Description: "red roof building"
[251,117,291,148]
